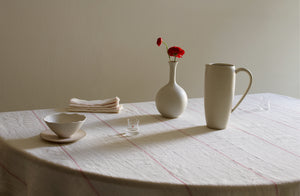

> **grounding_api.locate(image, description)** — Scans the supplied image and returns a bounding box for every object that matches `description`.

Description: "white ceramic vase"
[204,63,253,129]
[155,61,188,118]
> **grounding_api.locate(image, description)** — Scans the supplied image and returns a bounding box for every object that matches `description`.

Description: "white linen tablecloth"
[0,93,299,196]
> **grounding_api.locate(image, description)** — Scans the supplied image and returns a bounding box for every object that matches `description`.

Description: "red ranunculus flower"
[167,46,185,58]
[156,37,185,61]
[156,37,162,46]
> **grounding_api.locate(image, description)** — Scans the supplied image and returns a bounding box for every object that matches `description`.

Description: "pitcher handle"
[231,68,253,112]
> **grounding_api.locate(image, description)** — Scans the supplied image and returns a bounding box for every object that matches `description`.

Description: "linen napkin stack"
[67,97,122,113]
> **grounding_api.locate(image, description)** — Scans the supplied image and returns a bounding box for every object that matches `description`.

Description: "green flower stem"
[162,41,170,60]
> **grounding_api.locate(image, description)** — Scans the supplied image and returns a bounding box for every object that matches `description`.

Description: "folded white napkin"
[70,97,120,106]
[67,97,122,113]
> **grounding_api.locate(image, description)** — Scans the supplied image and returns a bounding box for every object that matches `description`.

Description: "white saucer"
[40,129,86,143]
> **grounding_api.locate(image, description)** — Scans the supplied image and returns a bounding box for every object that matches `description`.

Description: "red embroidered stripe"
[232,125,300,159]
[92,113,193,196]
[0,162,27,186]
[131,103,279,196]
[188,100,300,158]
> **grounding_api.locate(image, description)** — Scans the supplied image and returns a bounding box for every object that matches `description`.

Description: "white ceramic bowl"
[44,113,86,138]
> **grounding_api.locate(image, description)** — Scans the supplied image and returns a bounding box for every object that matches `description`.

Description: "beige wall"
[0,0,299,112]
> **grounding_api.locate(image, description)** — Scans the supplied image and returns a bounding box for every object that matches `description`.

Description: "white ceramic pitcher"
[204,63,253,129]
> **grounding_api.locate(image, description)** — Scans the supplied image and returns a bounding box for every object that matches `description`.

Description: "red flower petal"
[156,37,162,46]
[168,46,185,58]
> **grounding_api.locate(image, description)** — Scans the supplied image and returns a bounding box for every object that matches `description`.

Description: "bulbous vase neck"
[168,61,178,85]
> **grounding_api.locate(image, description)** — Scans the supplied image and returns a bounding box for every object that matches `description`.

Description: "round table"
[0,93,299,196]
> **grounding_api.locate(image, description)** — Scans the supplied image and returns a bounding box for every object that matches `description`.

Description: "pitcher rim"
[206,63,234,67]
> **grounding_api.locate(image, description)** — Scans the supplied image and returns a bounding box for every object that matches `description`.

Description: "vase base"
[160,113,180,119]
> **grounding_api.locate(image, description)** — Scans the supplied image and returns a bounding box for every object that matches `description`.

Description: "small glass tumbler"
[127,118,139,133]
[258,95,271,111]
